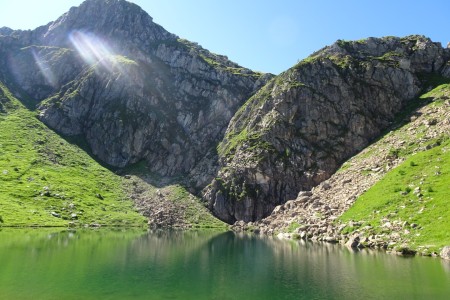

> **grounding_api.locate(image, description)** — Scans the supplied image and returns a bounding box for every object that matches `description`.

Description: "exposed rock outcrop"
[204,36,450,223]
[7,46,83,100]
[0,27,13,36]
[233,87,450,254]
[0,0,271,189]
[441,246,450,260]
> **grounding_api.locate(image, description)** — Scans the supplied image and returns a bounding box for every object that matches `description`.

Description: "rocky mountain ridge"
[204,36,450,223]
[0,0,271,192]
[0,0,449,243]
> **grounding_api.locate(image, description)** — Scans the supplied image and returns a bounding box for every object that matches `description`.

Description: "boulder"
[324,236,338,243]
[298,191,313,197]
[51,212,61,218]
[440,246,450,260]
[345,235,361,248]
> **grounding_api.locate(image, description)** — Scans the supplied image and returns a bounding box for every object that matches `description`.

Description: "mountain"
[233,82,450,255]
[0,0,449,255]
[1,0,270,189]
[0,0,269,227]
[204,36,450,223]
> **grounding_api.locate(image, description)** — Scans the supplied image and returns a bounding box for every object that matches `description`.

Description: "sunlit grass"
[340,138,450,252]
[0,82,146,227]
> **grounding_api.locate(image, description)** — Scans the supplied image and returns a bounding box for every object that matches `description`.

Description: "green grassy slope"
[0,82,147,227]
[340,139,449,251]
[339,84,450,253]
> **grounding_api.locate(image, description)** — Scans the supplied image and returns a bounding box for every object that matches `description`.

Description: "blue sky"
[1,0,449,74]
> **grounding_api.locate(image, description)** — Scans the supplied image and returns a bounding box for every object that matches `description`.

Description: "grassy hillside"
[0,82,227,229]
[0,82,147,227]
[339,84,450,254]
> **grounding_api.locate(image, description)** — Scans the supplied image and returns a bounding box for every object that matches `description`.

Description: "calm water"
[0,229,449,299]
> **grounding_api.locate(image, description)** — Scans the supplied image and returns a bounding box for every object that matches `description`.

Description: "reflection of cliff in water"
[130,230,450,299]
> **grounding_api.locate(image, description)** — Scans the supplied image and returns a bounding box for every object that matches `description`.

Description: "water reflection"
[0,229,449,299]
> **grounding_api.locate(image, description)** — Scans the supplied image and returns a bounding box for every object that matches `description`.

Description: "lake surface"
[0,229,449,299]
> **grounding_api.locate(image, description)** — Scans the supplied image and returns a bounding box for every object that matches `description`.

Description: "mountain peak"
[70,0,152,21]
[0,27,13,36]
[38,0,175,48]
[314,35,440,58]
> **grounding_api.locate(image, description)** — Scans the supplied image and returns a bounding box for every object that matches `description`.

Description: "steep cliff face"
[7,46,83,100]
[204,36,450,223]
[0,0,270,188]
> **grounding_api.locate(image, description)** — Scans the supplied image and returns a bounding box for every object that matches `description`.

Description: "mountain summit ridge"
[2,0,175,55]
[41,0,175,47]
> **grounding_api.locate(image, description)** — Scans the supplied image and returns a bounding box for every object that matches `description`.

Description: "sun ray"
[68,30,115,72]
[31,49,57,87]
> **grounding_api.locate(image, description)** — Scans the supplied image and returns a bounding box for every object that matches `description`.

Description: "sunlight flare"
[31,49,57,87]
[69,30,115,71]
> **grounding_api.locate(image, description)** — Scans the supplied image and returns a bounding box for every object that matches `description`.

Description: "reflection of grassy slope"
[0,229,226,299]
[0,83,146,227]
[0,228,147,298]
[340,84,450,253]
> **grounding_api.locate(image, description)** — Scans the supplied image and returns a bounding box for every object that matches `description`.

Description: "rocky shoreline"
[232,222,450,260]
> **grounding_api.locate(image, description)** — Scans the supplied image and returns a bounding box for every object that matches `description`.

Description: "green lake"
[0,229,449,299]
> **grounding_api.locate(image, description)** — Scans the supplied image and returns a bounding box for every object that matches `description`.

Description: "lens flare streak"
[69,30,116,72]
[31,49,57,87]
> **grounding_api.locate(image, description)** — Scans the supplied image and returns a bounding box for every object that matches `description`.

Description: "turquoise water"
[0,229,449,299]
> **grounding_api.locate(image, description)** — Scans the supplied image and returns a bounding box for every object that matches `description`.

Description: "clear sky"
[1,0,449,74]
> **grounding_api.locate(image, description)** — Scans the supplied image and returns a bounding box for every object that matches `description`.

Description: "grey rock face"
[1,0,271,186]
[440,246,450,260]
[204,35,450,223]
[8,46,84,100]
[441,56,450,78]
[37,44,267,174]
[0,27,13,36]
